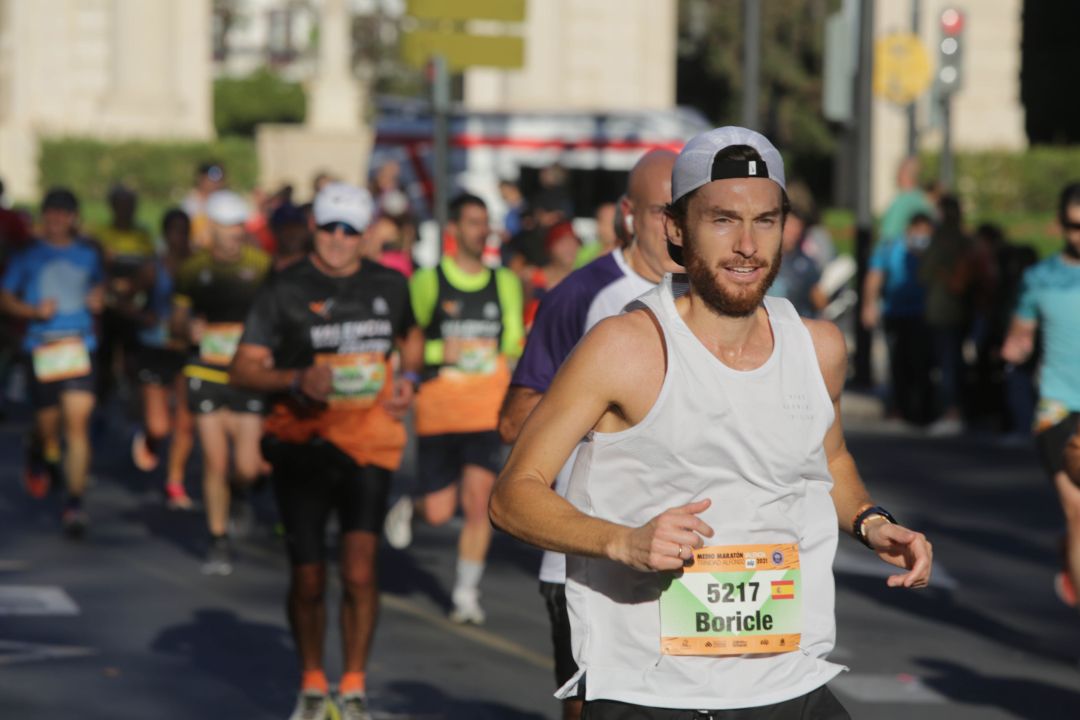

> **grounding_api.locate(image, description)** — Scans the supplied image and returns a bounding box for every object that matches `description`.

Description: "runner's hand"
[298,365,333,402]
[85,286,105,314]
[37,298,56,320]
[382,378,414,420]
[865,521,933,589]
[189,317,207,344]
[610,498,714,572]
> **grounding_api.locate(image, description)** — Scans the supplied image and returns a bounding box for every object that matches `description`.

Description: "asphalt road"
[0,403,1078,719]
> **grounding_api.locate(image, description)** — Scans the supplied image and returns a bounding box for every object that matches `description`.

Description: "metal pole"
[432,54,450,253]
[940,92,954,189]
[853,0,875,388]
[906,0,921,155]
[742,0,761,129]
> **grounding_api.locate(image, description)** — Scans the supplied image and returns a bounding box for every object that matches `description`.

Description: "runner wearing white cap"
[231,182,423,720]
[491,127,933,718]
[171,189,271,575]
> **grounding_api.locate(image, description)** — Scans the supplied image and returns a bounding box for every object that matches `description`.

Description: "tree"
[677,0,840,195]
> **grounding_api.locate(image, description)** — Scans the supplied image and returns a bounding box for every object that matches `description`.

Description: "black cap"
[41,187,79,213]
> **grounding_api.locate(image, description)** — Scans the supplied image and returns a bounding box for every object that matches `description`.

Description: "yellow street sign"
[406,0,526,23]
[873,32,932,105]
[402,30,524,71]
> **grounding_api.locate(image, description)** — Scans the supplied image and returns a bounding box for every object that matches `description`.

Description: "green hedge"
[213,68,306,137]
[39,136,257,207]
[921,147,1080,217]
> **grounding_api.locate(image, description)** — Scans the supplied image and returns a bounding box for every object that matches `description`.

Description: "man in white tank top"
[491,127,933,719]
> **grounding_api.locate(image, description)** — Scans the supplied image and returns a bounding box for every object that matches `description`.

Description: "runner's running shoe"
[338,691,372,720]
[165,483,194,510]
[383,496,413,550]
[61,508,89,539]
[288,689,337,720]
[201,537,233,576]
[1055,571,1078,608]
[450,587,486,625]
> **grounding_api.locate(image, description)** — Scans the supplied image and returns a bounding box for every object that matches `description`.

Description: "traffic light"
[937,7,964,94]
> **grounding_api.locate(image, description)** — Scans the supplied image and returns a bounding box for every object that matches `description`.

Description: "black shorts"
[1036,412,1080,482]
[581,686,850,719]
[416,431,504,495]
[540,581,583,698]
[26,355,96,410]
[187,375,266,415]
[264,437,393,565]
[136,346,186,386]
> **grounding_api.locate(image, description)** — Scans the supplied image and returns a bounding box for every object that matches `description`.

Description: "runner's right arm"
[491,312,714,573]
[0,251,53,320]
[498,386,542,444]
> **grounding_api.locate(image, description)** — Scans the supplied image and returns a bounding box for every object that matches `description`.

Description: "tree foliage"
[213,68,306,138]
[677,0,840,191]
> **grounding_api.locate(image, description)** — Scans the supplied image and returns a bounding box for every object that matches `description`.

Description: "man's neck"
[43,233,72,248]
[310,252,360,278]
[677,290,773,368]
[450,251,484,274]
[623,244,664,284]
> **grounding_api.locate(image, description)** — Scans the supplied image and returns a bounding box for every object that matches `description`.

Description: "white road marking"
[0,586,79,615]
[0,639,96,666]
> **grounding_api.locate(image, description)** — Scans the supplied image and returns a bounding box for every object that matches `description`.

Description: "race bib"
[660,543,801,656]
[443,336,498,375]
[32,337,91,383]
[199,323,244,366]
[1035,399,1070,434]
[316,352,387,408]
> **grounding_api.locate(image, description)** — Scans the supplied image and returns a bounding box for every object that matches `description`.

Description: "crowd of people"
[0,123,1076,720]
[861,158,1042,437]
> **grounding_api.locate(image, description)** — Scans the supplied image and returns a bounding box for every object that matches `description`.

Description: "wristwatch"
[853,505,897,549]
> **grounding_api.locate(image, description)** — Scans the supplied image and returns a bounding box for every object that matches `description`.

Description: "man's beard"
[683,231,781,317]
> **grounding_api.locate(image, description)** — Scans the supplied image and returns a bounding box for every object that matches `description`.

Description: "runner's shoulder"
[576,308,663,372]
[361,258,410,289]
[239,244,272,273]
[801,318,846,399]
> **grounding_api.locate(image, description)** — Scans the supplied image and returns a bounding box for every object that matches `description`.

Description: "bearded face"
[672,178,785,318]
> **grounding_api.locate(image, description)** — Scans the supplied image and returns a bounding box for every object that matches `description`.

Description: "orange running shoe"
[165,483,193,510]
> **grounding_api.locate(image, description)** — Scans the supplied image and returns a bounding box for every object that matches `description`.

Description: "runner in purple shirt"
[497,149,679,720]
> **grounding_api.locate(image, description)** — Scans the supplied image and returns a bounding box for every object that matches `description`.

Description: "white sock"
[454,558,485,595]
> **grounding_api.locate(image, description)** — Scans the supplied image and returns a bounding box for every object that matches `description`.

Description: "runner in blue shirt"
[1003,181,1080,607]
[0,188,103,537]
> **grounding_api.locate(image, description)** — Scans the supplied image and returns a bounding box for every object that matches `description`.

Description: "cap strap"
[710,158,769,182]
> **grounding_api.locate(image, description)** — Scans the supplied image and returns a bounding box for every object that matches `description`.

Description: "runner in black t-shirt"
[231,183,422,720]
[171,191,271,575]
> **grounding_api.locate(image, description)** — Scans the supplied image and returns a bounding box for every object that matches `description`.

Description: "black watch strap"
[853,505,897,549]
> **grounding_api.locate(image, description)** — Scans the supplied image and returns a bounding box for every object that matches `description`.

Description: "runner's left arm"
[230,282,309,394]
[806,318,933,589]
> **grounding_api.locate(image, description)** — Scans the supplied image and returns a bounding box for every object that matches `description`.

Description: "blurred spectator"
[786,181,836,271]
[920,195,974,435]
[879,157,932,248]
[93,184,155,402]
[524,221,580,328]
[499,180,526,239]
[863,212,936,425]
[369,159,411,220]
[312,170,337,199]
[182,161,226,249]
[246,185,293,256]
[575,202,618,268]
[367,216,413,278]
[768,209,826,318]
[537,163,573,217]
[0,178,30,254]
[269,202,310,272]
[506,189,567,278]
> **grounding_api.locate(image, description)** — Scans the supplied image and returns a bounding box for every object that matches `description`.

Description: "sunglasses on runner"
[317,221,363,237]
[1064,221,1080,233]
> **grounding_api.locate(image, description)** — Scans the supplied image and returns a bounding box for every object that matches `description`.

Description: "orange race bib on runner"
[316,352,387,408]
[442,336,498,376]
[660,543,801,656]
[32,337,92,383]
[199,322,244,366]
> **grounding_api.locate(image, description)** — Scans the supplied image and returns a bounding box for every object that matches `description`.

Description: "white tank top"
[560,275,846,708]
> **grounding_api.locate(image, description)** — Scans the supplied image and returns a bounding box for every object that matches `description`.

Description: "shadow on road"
[380,679,550,719]
[151,608,295,716]
[917,658,1080,719]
